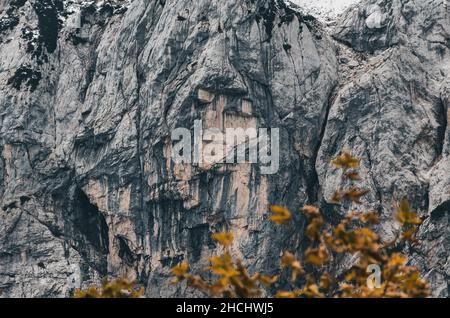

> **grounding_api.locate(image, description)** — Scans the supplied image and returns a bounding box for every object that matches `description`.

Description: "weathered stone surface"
[0,0,448,297]
[319,0,450,297]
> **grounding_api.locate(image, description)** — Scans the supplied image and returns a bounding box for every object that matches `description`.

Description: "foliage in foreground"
[74,278,144,298]
[170,152,430,298]
[74,152,430,298]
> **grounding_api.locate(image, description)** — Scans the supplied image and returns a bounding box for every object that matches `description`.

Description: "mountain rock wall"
[0,0,448,297]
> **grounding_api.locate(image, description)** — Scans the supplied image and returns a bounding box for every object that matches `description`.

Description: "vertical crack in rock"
[310,83,338,205]
[0,147,3,201]
[80,53,97,103]
[436,97,448,160]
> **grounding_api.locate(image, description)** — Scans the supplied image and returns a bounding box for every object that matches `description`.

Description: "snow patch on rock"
[288,0,362,24]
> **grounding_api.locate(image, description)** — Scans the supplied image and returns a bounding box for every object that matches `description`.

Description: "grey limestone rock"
[0,0,448,297]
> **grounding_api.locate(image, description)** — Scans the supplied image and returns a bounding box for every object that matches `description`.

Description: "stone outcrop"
[0,0,448,297]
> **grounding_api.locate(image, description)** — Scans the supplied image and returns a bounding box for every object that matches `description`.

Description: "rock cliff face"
[0,0,448,297]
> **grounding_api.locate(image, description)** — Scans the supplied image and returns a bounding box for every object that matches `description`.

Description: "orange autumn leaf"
[360,211,380,224]
[258,275,278,286]
[331,191,343,204]
[275,291,297,298]
[332,152,360,170]
[343,187,370,204]
[305,216,324,241]
[281,251,304,281]
[74,278,144,298]
[171,261,189,278]
[209,252,240,278]
[387,253,408,268]
[212,232,234,247]
[397,199,422,226]
[319,273,331,290]
[344,171,362,181]
[301,205,321,217]
[269,205,292,224]
[304,245,330,266]
[299,284,325,298]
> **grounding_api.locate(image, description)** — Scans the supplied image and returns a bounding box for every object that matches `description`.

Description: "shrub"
[74,152,430,298]
[73,278,144,298]
[170,152,430,298]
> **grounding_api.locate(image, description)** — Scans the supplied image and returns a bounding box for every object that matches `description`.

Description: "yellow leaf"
[210,252,233,267]
[360,211,380,224]
[73,279,144,298]
[345,271,356,282]
[258,275,278,286]
[209,253,240,278]
[332,152,360,170]
[187,275,207,290]
[300,284,325,298]
[401,228,418,241]
[397,199,422,226]
[344,171,362,181]
[301,205,321,217]
[269,205,292,225]
[331,191,343,204]
[387,253,408,268]
[210,266,240,278]
[281,251,296,268]
[212,232,234,247]
[290,261,304,282]
[305,217,324,241]
[171,261,189,278]
[275,291,297,298]
[209,277,229,296]
[280,251,304,281]
[343,187,369,204]
[320,273,331,290]
[304,245,329,266]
